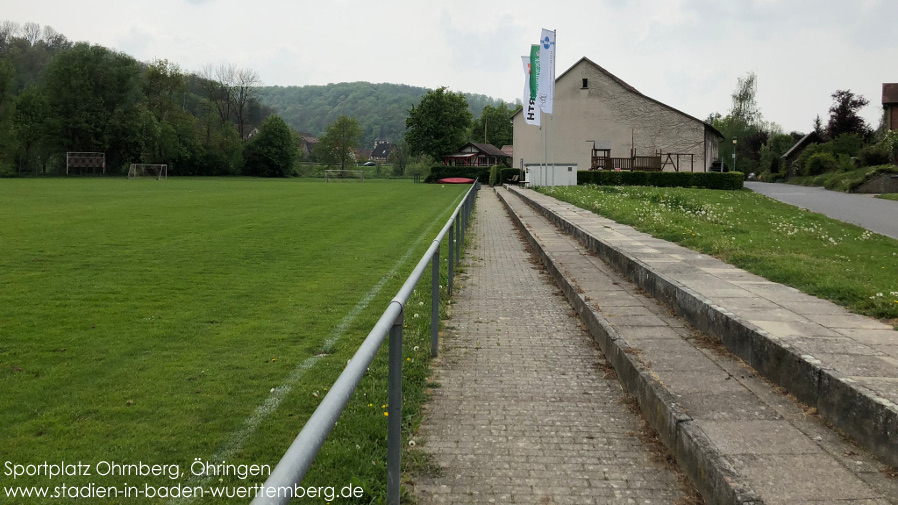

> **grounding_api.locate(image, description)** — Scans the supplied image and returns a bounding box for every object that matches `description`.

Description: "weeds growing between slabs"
[538,185,898,322]
[0,178,469,503]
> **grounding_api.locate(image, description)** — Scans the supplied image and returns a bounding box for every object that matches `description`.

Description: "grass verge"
[787,164,898,192]
[538,185,898,322]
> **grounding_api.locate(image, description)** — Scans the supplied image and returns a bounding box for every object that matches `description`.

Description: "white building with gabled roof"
[513,57,723,175]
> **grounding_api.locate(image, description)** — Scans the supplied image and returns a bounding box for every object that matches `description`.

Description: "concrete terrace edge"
[496,188,764,505]
[505,185,898,470]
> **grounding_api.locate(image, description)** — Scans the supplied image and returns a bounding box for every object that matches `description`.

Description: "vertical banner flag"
[538,29,555,114]
[522,56,540,126]
[529,44,540,103]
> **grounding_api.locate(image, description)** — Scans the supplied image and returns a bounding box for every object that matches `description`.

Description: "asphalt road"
[745,181,898,240]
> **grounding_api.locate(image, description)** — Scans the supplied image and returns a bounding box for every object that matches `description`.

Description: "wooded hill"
[0,20,514,176]
[0,20,276,176]
[256,83,514,149]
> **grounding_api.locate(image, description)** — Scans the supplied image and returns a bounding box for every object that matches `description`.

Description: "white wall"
[524,164,578,187]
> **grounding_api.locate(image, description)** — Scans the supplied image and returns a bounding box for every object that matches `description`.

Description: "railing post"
[454,214,461,266]
[461,199,467,253]
[447,223,454,296]
[431,248,440,358]
[387,308,404,505]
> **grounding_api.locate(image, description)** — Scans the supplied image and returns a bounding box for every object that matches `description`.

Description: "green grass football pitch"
[0,177,469,502]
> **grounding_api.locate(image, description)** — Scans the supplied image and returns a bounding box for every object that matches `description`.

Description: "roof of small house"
[782,131,823,159]
[372,143,392,158]
[469,143,509,157]
[501,145,514,157]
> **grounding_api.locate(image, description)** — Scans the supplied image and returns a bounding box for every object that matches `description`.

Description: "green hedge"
[500,168,522,184]
[577,171,744,190]
[824,164,898,192]
[425,165,490,183]
[489,166,501,186]
[488,167,524,185]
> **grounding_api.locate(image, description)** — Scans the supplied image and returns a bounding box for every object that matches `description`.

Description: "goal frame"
[324,170,365,182]
[66,152,106,175]
[127,164,168,180]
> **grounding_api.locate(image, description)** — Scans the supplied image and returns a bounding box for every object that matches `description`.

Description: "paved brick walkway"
[412,190,688,504]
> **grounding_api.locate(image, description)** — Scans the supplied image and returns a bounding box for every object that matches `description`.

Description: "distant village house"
[781,131,823,175]
[371,132,393,163]
[442,143,510,167]
[298,134,318,158]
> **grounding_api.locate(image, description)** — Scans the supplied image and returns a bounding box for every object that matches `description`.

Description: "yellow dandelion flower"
[383,412,388,417]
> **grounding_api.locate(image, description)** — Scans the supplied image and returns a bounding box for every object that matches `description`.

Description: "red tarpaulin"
[437,178,475,184]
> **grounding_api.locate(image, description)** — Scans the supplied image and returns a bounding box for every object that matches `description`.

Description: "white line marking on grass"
[170,192,465,504]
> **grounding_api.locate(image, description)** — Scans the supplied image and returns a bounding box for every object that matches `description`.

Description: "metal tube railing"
[251,181,478,505]
[430,249,439,358]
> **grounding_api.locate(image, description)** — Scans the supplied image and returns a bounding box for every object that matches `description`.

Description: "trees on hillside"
[255,82,510,149]
[0,58,13,107]
[199,63,262,139]
[143,59,186,121]
[406,87,472,160]
[41,43,142,169]
[315,115,362,170]
[0,21,277,176]
[471,103,516,148]
[13,85,49,173]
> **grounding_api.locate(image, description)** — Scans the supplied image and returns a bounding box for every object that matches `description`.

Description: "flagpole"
[543,110,548,186]
[549,113,558,187]
[552,30,558,186]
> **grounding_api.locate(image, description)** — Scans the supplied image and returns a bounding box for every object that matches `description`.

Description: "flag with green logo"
[529,44,540,103]
[522,56,540,126]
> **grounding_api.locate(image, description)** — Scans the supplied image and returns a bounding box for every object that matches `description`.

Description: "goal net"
[66,152,105,175]
[128,164,168,180]
[325,170,365,182]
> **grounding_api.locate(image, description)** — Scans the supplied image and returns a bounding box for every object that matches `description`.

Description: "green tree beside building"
[243,115,297,177]
[405,87,472,161]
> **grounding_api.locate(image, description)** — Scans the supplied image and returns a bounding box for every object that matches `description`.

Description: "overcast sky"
[4,0,895,133]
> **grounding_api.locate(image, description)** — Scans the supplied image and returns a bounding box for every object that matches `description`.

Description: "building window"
[582,78,588,89]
